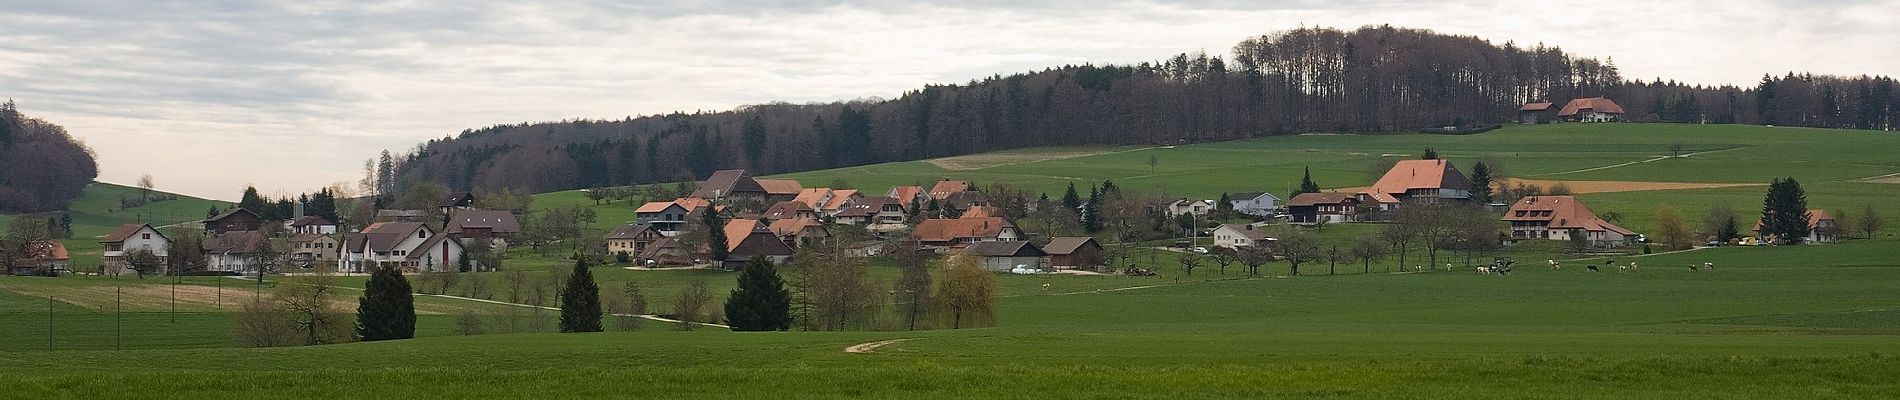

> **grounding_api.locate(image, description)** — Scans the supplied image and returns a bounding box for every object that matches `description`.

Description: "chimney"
[1245,225,1253,231]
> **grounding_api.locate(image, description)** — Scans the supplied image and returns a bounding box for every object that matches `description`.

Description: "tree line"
[0,100,99,213]
[372,25,1897,196]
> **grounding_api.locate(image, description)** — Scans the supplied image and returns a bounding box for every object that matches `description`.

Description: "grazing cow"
[1587,264,1600,272]
[1476,266,1491,275]
[1704,262,1715,271]
[1547,260,1560,270]
[1041,283,1052,292]
[1629,261,1638,270]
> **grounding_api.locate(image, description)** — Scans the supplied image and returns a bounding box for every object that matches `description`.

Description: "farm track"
[844,338,912,354]
[1534,146,1750,176]
[230,276,733,329]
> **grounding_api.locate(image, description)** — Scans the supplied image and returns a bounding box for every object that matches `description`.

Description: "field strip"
[230,276,732,329]
[844,338,912,354]
[925,146,1152,170]
[1495,179,1762,194]
[1857,172,1900,184]
[1534,146,1748,177]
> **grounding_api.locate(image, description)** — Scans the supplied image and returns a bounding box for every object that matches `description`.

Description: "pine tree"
[1422,148,1439,160]
[1082,184,1103,233]
[724,256,792,331]
[1469,162,1493,204]
[559,259,603,332]
[356,265,417,341]
[238,186,266,214]
[1760,177,1811,244]
[1060,182,1082,212]
[705,207,729,261]
[741,115,768,169]
[1297,166,1321,194]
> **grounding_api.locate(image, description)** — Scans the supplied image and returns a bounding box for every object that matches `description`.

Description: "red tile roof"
[1502,196,1634,235]
[724,219,763,252]
[1519,102,1554,111]
[636,201,679,213]
[888,186,923,203]
[1367,159,1474,196]
[1558,97,1625,116]
[100,224,156,243]
[929,180,968,200]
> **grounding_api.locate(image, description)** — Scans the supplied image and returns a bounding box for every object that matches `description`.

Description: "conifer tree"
[1422,148,1439,160]
[724,256,792,331]
[356,265,416,341]
[559,259,603,332]
[1060,182,1082,212]
[1469,162,1494,204]
[1297,166,1321,195]
[1082,184,1103,233]
[1760,177,1811,244]
[705,207,729,261]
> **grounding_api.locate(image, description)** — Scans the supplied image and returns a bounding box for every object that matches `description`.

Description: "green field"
[5,123,1900,398]
[1,182,232,269]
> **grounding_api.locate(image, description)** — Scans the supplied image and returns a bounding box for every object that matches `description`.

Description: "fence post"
[170,275,177,323]
[47,296,55,351]
[116,285,123,350]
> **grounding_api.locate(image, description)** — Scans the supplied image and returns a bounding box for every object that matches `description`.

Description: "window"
[141,233,151,240]
[418,231,427,239]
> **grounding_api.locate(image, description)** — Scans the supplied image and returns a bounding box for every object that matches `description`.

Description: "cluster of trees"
[234,185,342,222]
[373,26,1895,195]
[0,100,99,213]
[722,243,1000,332]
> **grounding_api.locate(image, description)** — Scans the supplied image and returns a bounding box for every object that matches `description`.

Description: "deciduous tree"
[935,254,997,329]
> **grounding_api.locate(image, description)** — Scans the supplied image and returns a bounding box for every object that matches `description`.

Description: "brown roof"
[440,192,475,208]
[202,230,269,254]
[1287,192,1358,207]
[728,228,795,259]
[724,219,763,252]
[762,201,814,220]
[835,196,900,217]
[911,217,1011,242]
[822,189,860,210]
[929,180,968,200]
[446,209,521,233]
[1752,210,1836,232]
[406,234,458,261]
[768,218,823,237]
[290,215,336,227]
[289,233,334,244]
[354,222,427,251]
[944,191,988,210]
[961,241,1044,257]
[1367,159,1474,196]
[203,208,261,223]
[1042,237,1099,255]
[754,179,803,195]
[604,223,657,240]
[673,197,712,212]
[1519,102,1554,111]
[20,240,68,261]
[1503,196,1634,235]
[101,224,159,243]
[690,169,766,199]
[1558,97,1625,116]
[1215,224,1270,241]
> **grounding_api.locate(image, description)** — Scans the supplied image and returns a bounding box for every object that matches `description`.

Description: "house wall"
[981,256,1042,272]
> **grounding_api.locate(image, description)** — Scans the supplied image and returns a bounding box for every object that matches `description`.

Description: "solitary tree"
[1422,148,1439,159]
[136,174,156,200]
[1702,202,1741,243]
[356,265,416,341]
[558,259,602,333]
[1856,204,1884,239]
[673,278,713,331]
[724,256,792,331]
[1468,162,1494,204]
[1654,205,1693,250]
[935,254,998,329]
[1759,177,1811,244]
[126,249,164,279]
[893,248,933,331]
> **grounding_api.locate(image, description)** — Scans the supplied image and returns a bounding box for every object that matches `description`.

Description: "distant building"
[1286,193,1360,224]
[1502,196,1635,246]
[439,192,476,215]
[911,217,1021,249]
[8,240,69,276]
[203,208,263,234]
[100,224,169,275]
[445,209,521,242]
[604,223,664,257]
[289,216,339,235]
[1165,199,1217,217]
[289,234,340,266]
[1211,224,1273,249]
[887,185,925,206]
[1042,237,1105,269]
[1365,159,1475,203]
[1226,192,1283,217]
[722,219,794,270]
[202,230,272,273]
[341,222,465,273]
[1559,97,1625,123]
[1753,210,1840,244]
[929,180,969,201]
[960,241,1047,272]
[690,169,769,205]
[754,179,804,204]
[1518,101,1555,124]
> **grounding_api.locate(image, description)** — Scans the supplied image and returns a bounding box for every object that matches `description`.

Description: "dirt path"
[1858,172,1900,184]
[925,146,1152,170]
[844,338,911,354]
[1495,178,1761,194]
[1534,146,1746,177]
[229,276,731,329]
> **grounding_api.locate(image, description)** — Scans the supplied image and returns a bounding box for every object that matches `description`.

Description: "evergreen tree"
[1297,166,1321,194]
[741,115,768,169]
[1082,184,1103,233]
[559,259,603,332]
[724,256,792,331]
[1469,162,1494,204]
[1760,177,1811,244]
[1060,182,1082,212]
[238,186,267,214]
[705,208,729,261]
[356,265,416,341]
[1421,148,1439,160]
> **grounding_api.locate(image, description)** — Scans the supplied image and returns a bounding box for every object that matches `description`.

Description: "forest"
[0,100,100,213]
[382,25,1898,195]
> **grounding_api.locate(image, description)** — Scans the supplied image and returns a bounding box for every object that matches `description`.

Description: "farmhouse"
[289,216,338,235]
[8,240,69,276]
[1042,237,1104,269]
[439,192,476,215]
[341,222,465,273]
[636,198,711,234]
[1226,192,1283,217]
[912,217,1021,249]
[1518,101,1555,124]
[202,230,271,273]
[929,180,969,200]
[1753,210,1839,243]
[1365,159,1474,203]
[819,189,861,215]
[445,209,521,242]
[768,217,829,247]
[202,208,263,234]
[960,206,1003,219]
[1501,195,1635,246]
[1286,193,1360,224]
[1165,199,1217,217]
[754,179,804,204]
[887,185,925,206]
[762,201,819,222]
[1559,97,1625,123]
[636,237,688,265]
[833,196,906,226]
[690,169,769,204]
[100,223,169,274]
[288,233,340,266]
[961,240,1046,272]
[722,219,794,270]
[941,191,989,214]
[1211,223,1273,249]
[604,222,663,257]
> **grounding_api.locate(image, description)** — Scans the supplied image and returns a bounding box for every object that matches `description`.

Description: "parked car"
[1169,241,1191,248]
[1191,247,1209,254]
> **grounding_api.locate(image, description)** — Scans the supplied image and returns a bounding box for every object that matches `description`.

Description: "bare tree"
[673,278,712,331]
[275,268,353,346]
[504,269,527,303]
[1349,234,1388,274]
[935,254,998,329]
[614,281,647,331]
[1208,247,1238,275]
[1269,226,1320,276]
[1378,223,1416,272]
[231,298,291,347]
[1236,245,1273,277]
[1857,204,1884,239]
[1176,251,1203,276]
[136,174,155,200]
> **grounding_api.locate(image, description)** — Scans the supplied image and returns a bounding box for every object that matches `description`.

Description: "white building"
[341,222,466,273]
[1225,192,1283,216]
[1165,199,1218,217]
[1211,223,1274,249]
[100,224,169,275]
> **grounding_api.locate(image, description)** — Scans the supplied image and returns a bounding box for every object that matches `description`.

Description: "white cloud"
[0,0,1894,199]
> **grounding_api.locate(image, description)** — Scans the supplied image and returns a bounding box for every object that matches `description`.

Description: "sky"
[2,0,1895,201]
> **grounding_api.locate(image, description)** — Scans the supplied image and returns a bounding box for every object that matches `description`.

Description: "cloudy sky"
[2,0,1894,200]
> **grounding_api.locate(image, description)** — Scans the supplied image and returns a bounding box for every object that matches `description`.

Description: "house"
[911,217,1021,249]
[1518,102,1556,124]
[445,209,521,241]
[341,222,465,273]
[722,219,795,270]
[202,230,271,273]
[819,189,861,215]
[754,179,804,204]
[289,216,339,235]
[1226,192,1283,217]
[887,186,925,206]
[1559,97,1625,123]
[1043,237,1105,269]
[1502,196,1636,246]
[1753,210,1840,243]
[690,169,769,205]
[439,192,476,215]
[1354,191,1401,221]
[374,209,431,223]
[942,191,989,213]
[960,206,1003,219]
[100,224,169,274]
[791,188,834,210]
[604,223,664,257]
[1165,199,1218,217]
[761,201,818,222]
[1286,193,1361,224]
[961,241,1047,272]
[1211,224,1273,249]
[768,218,829,247]
[636,237,689,265]
[635,199,709,234]
[289,233,340,266]
[8,241,69,276]
[203,208,264,234]
[1365,159,1475,203]
[833,196,906,226]
[929,180,968,200]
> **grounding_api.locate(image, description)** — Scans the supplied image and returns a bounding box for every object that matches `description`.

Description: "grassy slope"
[1,182,233,269]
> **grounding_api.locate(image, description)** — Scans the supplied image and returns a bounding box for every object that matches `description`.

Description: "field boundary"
[1534,146,1749,177]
